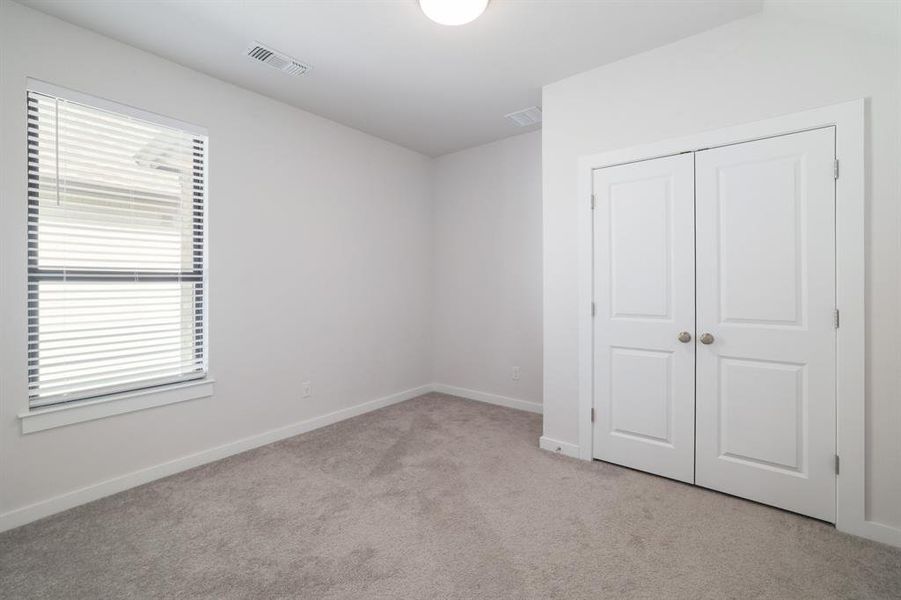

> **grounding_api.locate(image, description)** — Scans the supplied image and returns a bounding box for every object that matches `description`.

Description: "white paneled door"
[695,128,837,522]
[592,128,837,521]
[592,153,696,484]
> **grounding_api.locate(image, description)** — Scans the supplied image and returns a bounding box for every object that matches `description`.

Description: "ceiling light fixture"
[420,0,489,26]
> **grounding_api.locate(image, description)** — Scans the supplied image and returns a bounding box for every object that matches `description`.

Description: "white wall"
[0,1,433,524]
[541,1,901,530]
[432,132,542,409]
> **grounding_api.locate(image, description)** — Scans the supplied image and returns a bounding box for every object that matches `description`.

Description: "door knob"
[678,331,692,343]
[699,332,715,345]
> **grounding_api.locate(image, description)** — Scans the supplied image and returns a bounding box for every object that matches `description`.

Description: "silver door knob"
[678,331,691,343]
[699,332,715,345]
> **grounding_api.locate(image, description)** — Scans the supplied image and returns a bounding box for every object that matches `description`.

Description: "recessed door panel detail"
[609,177,672,320]
[717,156,804,327]
[610,348,672,446]
[718,357,805,473]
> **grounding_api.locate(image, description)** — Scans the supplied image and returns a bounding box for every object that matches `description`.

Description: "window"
[26,82,208,408]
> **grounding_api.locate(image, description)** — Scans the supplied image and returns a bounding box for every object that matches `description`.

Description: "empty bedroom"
[1,0,900,598]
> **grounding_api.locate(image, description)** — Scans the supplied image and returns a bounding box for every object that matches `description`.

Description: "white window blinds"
[27,84,208,408]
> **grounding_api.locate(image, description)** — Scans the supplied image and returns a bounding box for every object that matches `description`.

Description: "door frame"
[576,99,885,543]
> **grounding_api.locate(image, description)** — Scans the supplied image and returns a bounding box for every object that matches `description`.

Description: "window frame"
[24,79,210,413]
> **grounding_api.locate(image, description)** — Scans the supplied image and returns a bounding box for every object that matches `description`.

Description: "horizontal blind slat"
[34,353,204,380]
[32,102,201,145]
[30,199,201,225]
[34,332,203,353]
[29,372,207,408]
[29,223,200,243]
[31,369,205,400]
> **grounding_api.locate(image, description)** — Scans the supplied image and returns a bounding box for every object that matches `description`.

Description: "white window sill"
[19,379,215,434]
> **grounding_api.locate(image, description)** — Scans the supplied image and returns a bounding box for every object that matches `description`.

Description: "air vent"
[246,42,311,77]
[505,106,542,127]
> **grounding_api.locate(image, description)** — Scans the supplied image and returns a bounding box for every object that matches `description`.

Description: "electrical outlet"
[512,366,520,381]
[301,381,312,398]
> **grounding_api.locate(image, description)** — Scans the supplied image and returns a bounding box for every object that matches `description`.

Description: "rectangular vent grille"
[246,42,311,77]
[505,106,542,127]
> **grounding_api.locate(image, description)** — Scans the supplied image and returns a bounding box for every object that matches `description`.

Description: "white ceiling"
[20,0,763,156]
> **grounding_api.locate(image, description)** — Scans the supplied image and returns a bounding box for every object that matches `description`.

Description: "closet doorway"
[579,103,864,527]
[592,127,836,521]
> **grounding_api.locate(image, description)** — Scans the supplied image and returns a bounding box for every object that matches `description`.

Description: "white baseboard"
[0,384,431,533]
[839,518,901,549]
[431,383,542,414]
[539,435,581,458]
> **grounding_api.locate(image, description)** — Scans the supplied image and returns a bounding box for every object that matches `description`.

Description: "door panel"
[717,154,803,325]
[718,357,805,472]
[695,128,836,522]
[593,154,695,483]
[609,176,672,319]
[610,347,673,443]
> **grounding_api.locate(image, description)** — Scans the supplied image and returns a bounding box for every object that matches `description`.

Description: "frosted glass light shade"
[420,0,489,26]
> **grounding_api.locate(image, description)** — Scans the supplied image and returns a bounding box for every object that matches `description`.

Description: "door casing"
[575,100,880,543]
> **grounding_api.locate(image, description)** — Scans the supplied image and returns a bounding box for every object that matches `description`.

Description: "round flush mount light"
[420,0,489,26]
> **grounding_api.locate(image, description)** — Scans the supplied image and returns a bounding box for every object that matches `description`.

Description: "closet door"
[694,128,837,522]
[592,153,695,484]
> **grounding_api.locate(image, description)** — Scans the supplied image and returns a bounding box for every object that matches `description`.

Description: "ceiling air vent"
[245,42,311,77]
[505,106,542,127]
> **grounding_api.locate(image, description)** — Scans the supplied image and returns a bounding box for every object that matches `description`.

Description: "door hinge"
[591,302,596,317]
[834,308,840,329]
[590,194,595,210]
[834,159,840,180]
[591,407,596,423]
[835,454,840,475]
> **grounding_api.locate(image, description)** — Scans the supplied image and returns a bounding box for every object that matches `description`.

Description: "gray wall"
[432,131,542,406]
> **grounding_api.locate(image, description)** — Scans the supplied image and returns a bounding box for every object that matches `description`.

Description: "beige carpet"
[1,392,900,599]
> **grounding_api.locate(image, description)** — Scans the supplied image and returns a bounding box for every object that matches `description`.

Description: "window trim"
[19,378,215,434]
[27,79,207,136]
[23,79,211,414]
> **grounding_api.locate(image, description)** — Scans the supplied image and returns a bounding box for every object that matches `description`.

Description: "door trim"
[576,100,883,543]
